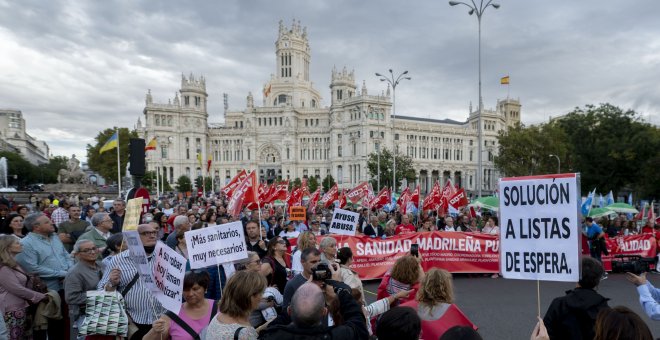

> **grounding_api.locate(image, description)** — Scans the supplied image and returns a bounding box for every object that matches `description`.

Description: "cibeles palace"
[137,20,521,197]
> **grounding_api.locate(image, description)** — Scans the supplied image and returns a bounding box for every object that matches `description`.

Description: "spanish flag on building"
[500,76,510,85]
[145,137,157,151]
[99,132,118,154]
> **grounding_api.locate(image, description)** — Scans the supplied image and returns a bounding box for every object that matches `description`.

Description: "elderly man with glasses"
[98,223,165,338]
[78,212,114,259]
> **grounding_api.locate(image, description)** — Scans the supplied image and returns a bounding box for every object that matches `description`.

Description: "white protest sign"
[499,173,581,282]
[329,208,359,236]
[184,221,248,269]
[153,241,186,314]
[122,231,158,292]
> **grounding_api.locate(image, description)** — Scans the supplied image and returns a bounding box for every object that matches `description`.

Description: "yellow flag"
[99,132,118,154]
[500,76,510,85]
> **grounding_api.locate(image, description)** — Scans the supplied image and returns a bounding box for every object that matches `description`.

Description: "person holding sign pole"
[98,224,165,339]
[144,271,218,340]
[543,256,610,340]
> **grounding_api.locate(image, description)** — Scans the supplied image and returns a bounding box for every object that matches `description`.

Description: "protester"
[418,219,435,232]
[0,234,47,340]
[58,205,90,252]
[528,317,549,340]
[319,236,338,264]
[245,221,268,258]
[261,236,290,294]
[101,233,125,268]
[108,199,126,234]
[481,216,499,235]
[309,219,326,236]
[260,278,369,339]
[593,306,652,340]
[364,215,385,237]
[395,214,416,235]
[384,219,397,237]
[337,246,364,298]
[205,270,266,339]
[235,251,283,329]
[401,268,475,339]
[1,214,27,238]
[543,256,610,340]
[145,271,218,340]
[282,247,322,310]
[377,254,424,306]
[51,200,70,228]
[291,231,316,276]
[166,215,191,249]
[444,216,457,232]
[77,212,113,260]
[98,223,165,338]
[64,239,104,339]
[279,220,300,238]
[584,217,607,271]
[376,306,422,340]
[625,271,660,320]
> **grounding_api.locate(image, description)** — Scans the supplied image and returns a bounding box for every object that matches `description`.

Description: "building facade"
[139,21,521,196]
[0,109,50,165]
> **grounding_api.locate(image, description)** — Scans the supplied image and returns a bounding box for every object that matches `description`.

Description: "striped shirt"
[97,250,164,324]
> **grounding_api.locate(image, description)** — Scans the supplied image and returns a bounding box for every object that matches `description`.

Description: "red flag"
[635,204,647,220]
[648,202,656,224]
[227,171,258,217]
[362,184,376,209]
[266,180,289,203]
[423,181,442,211]
[397,187,411,207]
[206,157,212,173]
[287,187,303,206]
[320,184,339,208]
[222,169,248,198]
[347,182,370,204]
[301,178,310,198]
[448,188,469,210]
[410,185,420,208]
[371,187,391,209]
[307,188,321,213]
[439,180,457,215]
[338,189,348,209]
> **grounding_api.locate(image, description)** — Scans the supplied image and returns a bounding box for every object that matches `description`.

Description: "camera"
[611,255,654,275]
[312,263,332,282]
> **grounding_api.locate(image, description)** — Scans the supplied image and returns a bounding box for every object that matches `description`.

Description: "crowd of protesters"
[0,191,657,340]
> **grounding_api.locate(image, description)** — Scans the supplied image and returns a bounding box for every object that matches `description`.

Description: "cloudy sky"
[1,0,659,163]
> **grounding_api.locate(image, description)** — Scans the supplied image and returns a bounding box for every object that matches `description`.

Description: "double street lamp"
[449,0,499,198]
[375,69,411,194]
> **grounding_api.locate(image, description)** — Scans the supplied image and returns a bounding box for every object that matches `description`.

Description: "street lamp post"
[549,154,560,174]
[449,0,499,198]
[375,69,411,194]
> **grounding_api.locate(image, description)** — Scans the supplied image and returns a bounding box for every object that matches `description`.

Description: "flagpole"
[156,163,160,199]
[116,128,121,198]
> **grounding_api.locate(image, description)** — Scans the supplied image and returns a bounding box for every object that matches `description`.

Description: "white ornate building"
[0,109,50,165]
[138,20,521,196]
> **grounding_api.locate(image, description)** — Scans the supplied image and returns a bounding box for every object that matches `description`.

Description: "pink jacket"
[0,264,46,313]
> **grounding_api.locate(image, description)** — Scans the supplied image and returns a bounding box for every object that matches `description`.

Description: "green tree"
[141,171,157,191]
[204,177,213,192]
[367,148,416,192]
[290,178,302,190]
[556,104,660,194]
[308,176,319,193]
[322,174,335,192]
[494,122,571,177]
[38,156,68,183]
[176,175,192,192]
[0,151,39,187]
[86,127,138,185]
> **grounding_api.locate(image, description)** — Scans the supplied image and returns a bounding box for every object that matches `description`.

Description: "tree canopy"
[496,103,660,197]
[367,148,416,192]
[0,152,67,187]
[86,127,138,185]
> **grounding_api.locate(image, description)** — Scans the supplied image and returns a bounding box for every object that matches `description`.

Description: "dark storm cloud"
[0,0,658,160]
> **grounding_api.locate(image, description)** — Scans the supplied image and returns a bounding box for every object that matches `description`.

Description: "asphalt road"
[363,272,660,339]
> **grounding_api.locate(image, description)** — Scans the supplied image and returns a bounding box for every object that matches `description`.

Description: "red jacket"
[400,300,477,340]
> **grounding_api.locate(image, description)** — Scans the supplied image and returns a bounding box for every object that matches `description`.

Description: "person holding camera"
[282,247,322,310]
[260,263,369,339]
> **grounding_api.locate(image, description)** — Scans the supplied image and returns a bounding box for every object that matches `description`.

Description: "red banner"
[291,233,659,280]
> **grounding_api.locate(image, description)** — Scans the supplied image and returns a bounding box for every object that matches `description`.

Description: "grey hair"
[91,212,109,227]
[71,239,94,256]
[173,215,189,230]
[237,251,259,267]
[290,283,325,327]
[23,213,43,232]
[319,236,336,250]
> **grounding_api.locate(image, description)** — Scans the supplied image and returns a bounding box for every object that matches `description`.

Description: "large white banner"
[329,208,360,236]
[153,241,186,314]
[499,173,581,282]
[184,221,248,269]
[123,231,158,292]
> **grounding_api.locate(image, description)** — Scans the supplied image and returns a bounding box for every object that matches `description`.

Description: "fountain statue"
[45,154,95,193]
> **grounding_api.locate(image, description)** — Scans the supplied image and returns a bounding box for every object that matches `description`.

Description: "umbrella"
[470,196,499,211]
[605,202,638,214]
[588,207,616,218]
